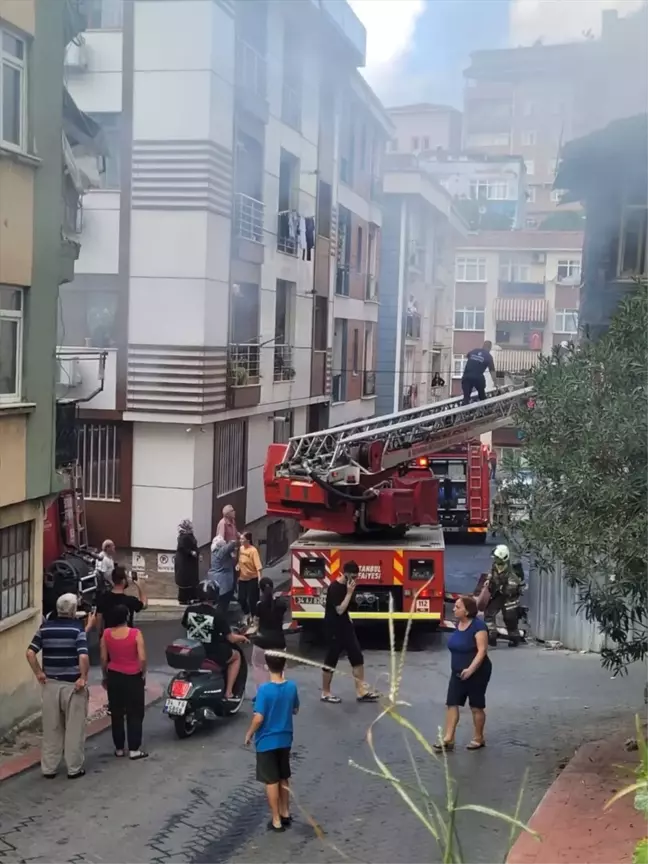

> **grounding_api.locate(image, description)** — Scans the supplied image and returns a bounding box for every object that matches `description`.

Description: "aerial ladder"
[264,383,534,535]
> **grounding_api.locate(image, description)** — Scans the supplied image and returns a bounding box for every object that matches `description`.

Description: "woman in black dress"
[250,576,288,693]
[174,519,199,605]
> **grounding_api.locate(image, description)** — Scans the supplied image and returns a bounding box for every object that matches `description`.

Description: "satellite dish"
[478,205,487,215]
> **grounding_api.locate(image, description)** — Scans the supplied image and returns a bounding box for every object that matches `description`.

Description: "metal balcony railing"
[235,193,264,243]
[406,313,421,339]
[277,212,297,255]
[273,344,295,382]
[237,39,267,99]
[365,273,378,301]
[363,370,376,397]
[281,82,301,130]
[228,343,260,386]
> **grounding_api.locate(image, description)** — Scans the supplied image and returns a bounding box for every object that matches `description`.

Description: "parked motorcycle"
[164,638,248,739]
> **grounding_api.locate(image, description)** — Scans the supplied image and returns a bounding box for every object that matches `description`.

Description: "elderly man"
[216,504,239,543]
[26,593,90,779]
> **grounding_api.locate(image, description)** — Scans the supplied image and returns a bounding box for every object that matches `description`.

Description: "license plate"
[294,594,322,605]
[164,698,187,716]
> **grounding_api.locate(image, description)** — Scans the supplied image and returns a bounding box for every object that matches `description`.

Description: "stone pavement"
[0,632,644,864]
[508,733,646,864]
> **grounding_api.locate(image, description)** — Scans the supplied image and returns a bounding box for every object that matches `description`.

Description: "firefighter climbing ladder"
[279,384,534,482]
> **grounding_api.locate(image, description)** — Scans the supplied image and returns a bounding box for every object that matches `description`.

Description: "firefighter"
[484,544,524,647]
[461,341,496,405]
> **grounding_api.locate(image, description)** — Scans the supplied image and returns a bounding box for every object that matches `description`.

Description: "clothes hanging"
[304,216,315,261]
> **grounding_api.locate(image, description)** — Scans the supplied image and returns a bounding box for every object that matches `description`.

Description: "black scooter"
[164,639,248,739]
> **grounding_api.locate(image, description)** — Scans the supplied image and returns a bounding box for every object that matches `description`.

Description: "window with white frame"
[469,180,510,201]
[527,186,536,203]
[454,307,485,331]
[0,28,26,149]
[85,0,124,29]
[550,188,564,203]
[555,309,578,334]
[618,205,647,278]
[556,259,581,283]
[214,419,247,497]
[455,256,487,282]
[0,286,23,403]
[524,159,535,176]
[0,521,32,621]
[521,130,536,146]
[499,257,531,283]
[452,355,467,378]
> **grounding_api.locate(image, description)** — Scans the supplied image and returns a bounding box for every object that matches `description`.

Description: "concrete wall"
[375,196,403,414]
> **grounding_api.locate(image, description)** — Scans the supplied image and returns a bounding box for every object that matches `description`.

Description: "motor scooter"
[164,638,248,738]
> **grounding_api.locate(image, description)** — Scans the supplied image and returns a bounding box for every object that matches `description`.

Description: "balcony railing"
[281,82,301,130]
[237,39,267,99]
[402,384,418,410]
[277,212,298,255]
[406,313,421,339]
[336,265,349,296]
[235,193,264,243]
[363,370,376,397]
[273,344,295,382]
[228,343,260,386]
[365,274,378,301]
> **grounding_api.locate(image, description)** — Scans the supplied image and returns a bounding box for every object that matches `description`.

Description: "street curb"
[0,682,164,783]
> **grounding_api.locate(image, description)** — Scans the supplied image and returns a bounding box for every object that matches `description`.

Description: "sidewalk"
[507,732,645,864]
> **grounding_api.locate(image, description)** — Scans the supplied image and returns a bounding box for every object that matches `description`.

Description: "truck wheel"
[174,713,198,739]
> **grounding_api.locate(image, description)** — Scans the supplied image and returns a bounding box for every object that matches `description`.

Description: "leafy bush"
[605,716,648,864]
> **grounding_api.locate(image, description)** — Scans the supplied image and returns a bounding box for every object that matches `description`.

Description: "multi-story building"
[376,155,466,414]
[452,231,583,454]
[59,0,387,584]
[463,6,648,226]
[0,0,95,733]
[387,103,462,155]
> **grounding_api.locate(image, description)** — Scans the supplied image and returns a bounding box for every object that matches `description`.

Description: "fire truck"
[429,442,490,540]
[264,384,533,628]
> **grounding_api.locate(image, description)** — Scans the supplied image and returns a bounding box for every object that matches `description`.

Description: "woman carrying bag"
[100,604,148,760]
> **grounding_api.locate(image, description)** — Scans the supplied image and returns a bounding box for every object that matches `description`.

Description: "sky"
[349,0,645,108]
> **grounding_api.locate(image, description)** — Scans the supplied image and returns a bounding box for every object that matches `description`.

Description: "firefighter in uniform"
[484,545,524,647]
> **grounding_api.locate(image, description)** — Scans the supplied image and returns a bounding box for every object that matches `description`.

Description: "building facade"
[452,231,583,454]
[59,0,387,583]
[387,103,462,155]
[376,156,466,415]
[0,0,89,733]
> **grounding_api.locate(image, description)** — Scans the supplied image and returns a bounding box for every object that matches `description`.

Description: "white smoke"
[509,0,645,45]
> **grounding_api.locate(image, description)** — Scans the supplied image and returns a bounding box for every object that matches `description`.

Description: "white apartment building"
[58,0,386,579]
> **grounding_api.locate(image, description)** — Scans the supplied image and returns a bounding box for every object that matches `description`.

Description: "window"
[88,113,121,189]
[556,259,581,283]
[0,286,23,403]
[85,0,124,29]
[0,521,32,620]
[454,307,485,331]
[555,309,578,334]
[1,28,26,149]
[411,136,420,151]
[422,136,430,149]
[522,130,536,146]
[499,257,531,283]
[618,206,647,278]
[550,188,563,203]
[469,180,510,201]
[356,225,363,272]
[527,186,536,203]
[352,328,359,375]
[273,410,294,445]
[452,355,467,378]
[524,159,535,176]
[78,423,121,501]
[214,420,247,497]
[389,138,398,151]
[455,256,487,282]
[465,132,510,148]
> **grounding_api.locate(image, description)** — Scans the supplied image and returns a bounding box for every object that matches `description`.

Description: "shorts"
[256,747,291,784]
[446,658,492,709]
[206,643,233,668]
[323,630,364,670]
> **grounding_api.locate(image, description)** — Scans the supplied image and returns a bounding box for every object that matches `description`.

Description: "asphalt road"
[0,535,644,864]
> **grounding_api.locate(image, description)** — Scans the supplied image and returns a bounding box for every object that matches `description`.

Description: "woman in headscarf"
[174,519,199,605]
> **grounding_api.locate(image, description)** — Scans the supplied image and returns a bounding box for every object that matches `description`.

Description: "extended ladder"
[280,384,533,482]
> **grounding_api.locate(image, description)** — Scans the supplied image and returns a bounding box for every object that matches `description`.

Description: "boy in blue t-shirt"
[244,652,299,832]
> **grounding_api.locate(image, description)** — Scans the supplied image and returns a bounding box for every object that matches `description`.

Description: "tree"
[503,283,647,673]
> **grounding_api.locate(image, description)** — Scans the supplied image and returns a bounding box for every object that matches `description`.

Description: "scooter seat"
[200,658,222,672]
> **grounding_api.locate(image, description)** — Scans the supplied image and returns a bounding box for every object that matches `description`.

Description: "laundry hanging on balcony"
[301,216,315,261]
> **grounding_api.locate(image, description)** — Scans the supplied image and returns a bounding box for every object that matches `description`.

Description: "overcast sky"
[349,0,645,107]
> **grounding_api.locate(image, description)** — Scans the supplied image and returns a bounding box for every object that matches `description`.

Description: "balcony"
[236,39,266,100]
[227,343,261,409]
[336,264,350,296]
[362,370,376,398]
[494,297,548,323]
[365,274,378,301]
[406,313,421,340]
[281,82,301,130]
[273,344,295,383]
[277,212,297,256]
[235,193,264,244]
[402,384,418,410]
[497,349,541,374]
[498,280,545,297]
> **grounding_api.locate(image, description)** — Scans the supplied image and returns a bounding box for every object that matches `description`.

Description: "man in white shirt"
[95,539,116,589]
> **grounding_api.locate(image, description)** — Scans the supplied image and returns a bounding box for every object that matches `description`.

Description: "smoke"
[509,0,645,45]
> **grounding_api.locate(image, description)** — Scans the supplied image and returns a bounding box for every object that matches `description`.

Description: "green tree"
[503,283,647,673]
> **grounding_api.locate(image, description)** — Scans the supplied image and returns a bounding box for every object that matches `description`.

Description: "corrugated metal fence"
[527,559,606,653]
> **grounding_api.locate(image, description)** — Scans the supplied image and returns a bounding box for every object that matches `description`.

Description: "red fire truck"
[429,442,490,540]
[264,384,532,627]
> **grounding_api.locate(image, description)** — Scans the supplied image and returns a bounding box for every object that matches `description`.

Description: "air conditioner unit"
[65,40,88,71]
[58,358,82,387]
[531,252,546,263]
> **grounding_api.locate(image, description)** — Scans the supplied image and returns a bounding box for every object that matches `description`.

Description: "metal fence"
[526,558,605,653]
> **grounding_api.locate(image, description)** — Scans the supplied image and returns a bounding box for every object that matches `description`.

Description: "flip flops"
[466,740,486,750]
[320,694,341,703]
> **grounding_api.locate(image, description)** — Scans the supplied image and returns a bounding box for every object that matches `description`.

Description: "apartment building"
[452,231,583,453]
[376,155,466,414]
[463,6,648,226]
[59,0,385,579]
[0,0,94,732]
[387,103,462,154]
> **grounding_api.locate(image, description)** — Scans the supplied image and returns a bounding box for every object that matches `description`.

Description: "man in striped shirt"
[26,593,90,779]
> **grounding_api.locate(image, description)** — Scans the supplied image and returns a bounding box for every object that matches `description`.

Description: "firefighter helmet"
[492,544,510,564]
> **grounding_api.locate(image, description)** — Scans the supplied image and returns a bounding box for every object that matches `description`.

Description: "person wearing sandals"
[433,595,491,753]
[100,604,148,760]
[321,560,379,704]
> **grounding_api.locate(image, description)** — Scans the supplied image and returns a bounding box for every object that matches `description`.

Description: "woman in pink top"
[100,604,148,759]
